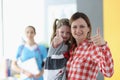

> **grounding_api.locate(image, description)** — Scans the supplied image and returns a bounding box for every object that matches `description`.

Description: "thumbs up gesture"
[91,27,106,46]
[52,30,63,48]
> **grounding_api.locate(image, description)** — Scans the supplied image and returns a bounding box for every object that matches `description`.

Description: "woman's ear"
[88,27,90,33]
[87,31,90,39]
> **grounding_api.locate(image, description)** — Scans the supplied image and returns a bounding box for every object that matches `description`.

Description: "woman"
[66,12,114,80]
[12,25,47,80]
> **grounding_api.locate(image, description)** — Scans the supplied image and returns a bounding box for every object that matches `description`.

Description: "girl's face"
[58,25,71,42]
[71,18,90,43]
[25,27,36,40]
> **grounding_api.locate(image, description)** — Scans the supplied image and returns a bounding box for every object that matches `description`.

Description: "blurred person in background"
[12,25,47,80]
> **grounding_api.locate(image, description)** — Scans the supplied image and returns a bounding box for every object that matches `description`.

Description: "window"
[45,0,77,46]
[1,0,45,59]
[1,0,76,59]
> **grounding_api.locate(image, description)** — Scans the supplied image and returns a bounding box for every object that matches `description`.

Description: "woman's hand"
[91,28,106,46]
[34,69,44,78]
[22,69,34,78]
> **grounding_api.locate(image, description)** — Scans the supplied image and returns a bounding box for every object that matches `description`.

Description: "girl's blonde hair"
[51,18,71,43]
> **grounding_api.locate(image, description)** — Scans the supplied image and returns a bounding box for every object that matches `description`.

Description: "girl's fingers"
[56,29,60,37]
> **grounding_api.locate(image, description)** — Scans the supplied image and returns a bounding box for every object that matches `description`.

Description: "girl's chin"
[63,39,68,42]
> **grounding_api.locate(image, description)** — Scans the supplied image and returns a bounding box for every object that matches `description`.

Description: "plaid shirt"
[66,40,114,80]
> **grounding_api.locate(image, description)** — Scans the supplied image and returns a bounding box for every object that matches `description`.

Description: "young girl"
[12,26,47,80]
[44,18,71,80]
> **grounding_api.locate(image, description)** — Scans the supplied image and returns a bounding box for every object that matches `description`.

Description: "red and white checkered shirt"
[66,40,114,80]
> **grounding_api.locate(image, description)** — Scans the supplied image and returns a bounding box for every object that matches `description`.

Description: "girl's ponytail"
[51,19,59,42]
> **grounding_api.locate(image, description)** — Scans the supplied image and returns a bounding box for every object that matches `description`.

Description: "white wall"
[77,0,103,37]
[0,0,3,56]
[2,0,45,59]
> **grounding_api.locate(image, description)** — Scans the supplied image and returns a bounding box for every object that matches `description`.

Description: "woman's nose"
[76,27,81,33]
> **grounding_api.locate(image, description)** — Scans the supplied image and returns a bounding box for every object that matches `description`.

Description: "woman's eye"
[80,25,85,28]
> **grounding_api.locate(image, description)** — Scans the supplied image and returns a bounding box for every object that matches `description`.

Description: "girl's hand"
[52,30,63,48]
[91,28,106,46]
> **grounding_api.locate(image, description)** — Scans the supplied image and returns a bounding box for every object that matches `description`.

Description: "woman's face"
[58,25,71,42]
[71,18,89,43]
[25,27,36,40]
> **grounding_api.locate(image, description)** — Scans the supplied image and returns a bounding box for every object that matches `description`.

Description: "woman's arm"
[11,60,34,78]
[11,60,22,73]
[98,44,114,77]
[91,28,114,77]
[92,44,114,77]
[34,68,44,78]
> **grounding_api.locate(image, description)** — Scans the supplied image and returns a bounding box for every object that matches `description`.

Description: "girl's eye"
[60,31,64,34]
[67,32,71,35]
[72,26,77,28]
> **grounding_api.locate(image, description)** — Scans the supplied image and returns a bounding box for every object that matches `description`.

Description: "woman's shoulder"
[18,43,25,49]
[37,44,46,47]
[37,44,48,50]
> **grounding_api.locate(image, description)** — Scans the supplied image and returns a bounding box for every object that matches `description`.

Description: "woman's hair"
[25,25,36,34]
[70,12,92,47]
[50,18,71,43]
